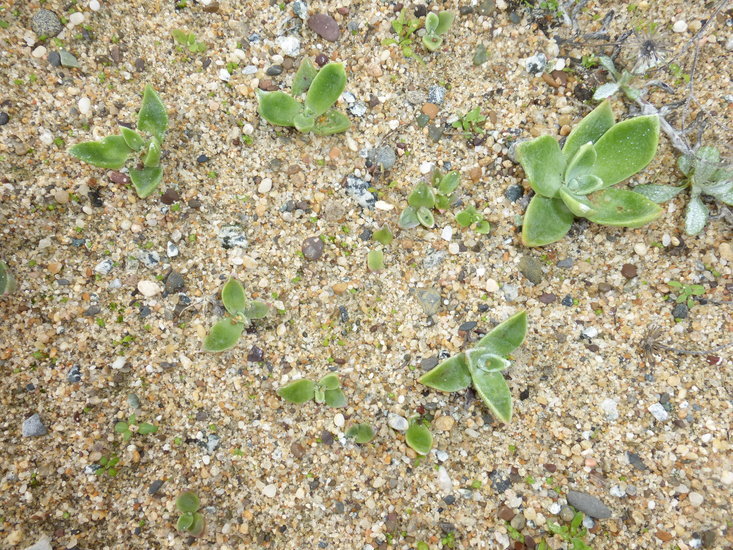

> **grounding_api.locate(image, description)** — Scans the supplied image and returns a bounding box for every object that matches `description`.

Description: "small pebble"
[307,13,340,42]
[648,403,669,422]
[262,484,277,497]
[276,35,301,57]
[22,414,48,437]
[302,237,325,260]
[78,97,92,115]
[672,20,688,33]
[31,9,63,37]
[621,263,638,279]
[388,413,408,431]
[137,280,161,297]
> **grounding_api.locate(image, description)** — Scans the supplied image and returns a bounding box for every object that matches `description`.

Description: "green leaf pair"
[593,56,641,101]
[419,311,527,423]
[176,492,205,537]
[634,145,732,236]
[517,101,661,247]
[0,260,16,296]
[277,373,347,408]
[114,413,158,442]
[405,418,433,455]
[69,85,168,198]
[257,60,350,136]
[455,205,490,234]
[346,423,375,444]
[422,11,455,52]
[399,170,460,229]
[203,278,269,352]
[452,106,486,139]
[171,29,207,53]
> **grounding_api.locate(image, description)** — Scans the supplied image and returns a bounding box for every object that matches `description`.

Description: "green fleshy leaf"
[277,379,315,404]
[562,100,615,160]
[120,127,145,151]
[221,278,246,316]
[591,115,660,187]
[319,374,340,390]
[176,492,200,513]
[565,142,597,182]
[425,12,439,34]
[137,85,168,141]
[292,58,318,96]
[373,226,393,245]
[476,311,527,356]
[466,348,511,372]
[422,34,443,51]
[692,146,720,186]
[416,207,435,227]
[346,423,375,444]
[475,220,491,234]
[633,184,686,203]
[419,353,471,392]
[434,193,451,210]
[470,367,512,423]
[305,63,347,117]
[114,422,130,433]
[406,422,432,455]
[293,112,315,133]
[584,188,662,227]
[243,301,269,320]
[456,206,480,227]
[177,512,194,532]
[189,513,205,537]
[684,196,708,235]
[593,82,619,100]
[312,109,350,135]
[597,56,619,79]
[707,180,733,205]
[203,318,244,352]
[0,261,16,295]
[398,206,420,229]
[678,154,693,177]
[129,166,163,198]
[408,183,436,208]
[558,188,597,218]
[367,249,385,271]
[257,90,301,127]
[566,174,605,195]
[517,135,565,197]
[521,195,574,247]
[324,388,347,408]
[438,171,460,194]
[69,135,132,169]
[143,137,161,168]
[138,423,157,435]
[435,11,455,34]
[314,387,325,404]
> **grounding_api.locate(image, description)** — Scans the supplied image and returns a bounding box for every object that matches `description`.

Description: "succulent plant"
[114,413,157,442]
[593,56,641,101]
[399,170,460,229]
[171,29,206,53]
[176,491,205,538]
[419,311,527,424]
[0,261,15,295]
[277,373,347,408]
[422,11,455,52]
[69,85,168,198]
[203,278,269,352]
[346,423,375,444]
[256,60,350,135]
[405,418,432,455]
[517,101,661,247]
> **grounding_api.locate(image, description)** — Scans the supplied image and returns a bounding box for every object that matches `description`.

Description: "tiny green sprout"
[203,278,269,352]
[171,29,207,53]
[372,226,394,245]
[95,454,120,477]
[668,281,705,310]
[420,311,528,424]
[114,413,158,442]
[69,85,168,198]
[452,107,486,140]
[545,511,591,549]
[367,249,385,272]
[517,100,661,247]
[176,491,205,537]
[593,56,642,101]
[416,543,430,550]
[455,206,490,234]
[381,8,423,61]
[399,169,460,229]
[277,373,347,408]
[0,261,16,296]
[422,11,455,52]
[634,146,732,235]
[346,423,375,444]
[405,417,432,455]
[257,60,350,136]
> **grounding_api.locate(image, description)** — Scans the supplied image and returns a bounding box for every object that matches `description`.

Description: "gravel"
[22,414,48,437]
[30,9,63,37]
[566,490,612,519]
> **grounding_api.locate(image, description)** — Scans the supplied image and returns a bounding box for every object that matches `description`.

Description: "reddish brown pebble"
[621,263,638,279]
[160,188,181,205]
[107,171,130,185]
[422,103,439,119]
[258,79,276,91]
[656,531,674,542]
[315,53,328,67]
[497,505,515,521]
[543,463,557,472]
[307,13,340,42]
[542,72,560,88]
[550,70,568,86]
[538,293,556,304]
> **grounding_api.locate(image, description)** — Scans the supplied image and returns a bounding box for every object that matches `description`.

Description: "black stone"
[672,303,688,319]
[148,479,165,494]
[266,65,283,76]
[504,185,524,202]
[247,345,264,362]
[197,154,209,163]
[48,51,61,67]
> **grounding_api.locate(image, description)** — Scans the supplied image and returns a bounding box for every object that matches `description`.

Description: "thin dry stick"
[640,325,732,366]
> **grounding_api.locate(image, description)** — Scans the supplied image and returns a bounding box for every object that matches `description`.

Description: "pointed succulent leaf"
[138,422,157,435]
[521,195,574,247]
[476,311,527,356]
[419,353,471,392]
[114,421,130,433]
[398,206,420,229]
[467,348,511,373]
[69,135,132,169]
[257,91,301,127]
[137,85,168,141]
[0,261,16,295]
[435,11,455,34]
[203,318,244,352]
[566,174,605,195]
[189,513,205,537]
[475,220,491,234]
[707,180,733,205]
[177,512,194,532]
[293,112,315,133]
[171,29,192,45]
[562,100,615,160]
[422,34,443,51]
[438,171,460,194]
[324,388,347,408]
[120,127,145,151]
[143,137,161,168]
[408,183,436,208]
[373,226,393,245]
[692,146,720,186]
[456,206,480,227]
[677,154,693,177]
[221,278,246,315]
[129,166,163,198]
[367,249,385,271]
[593,82,619,100]
[431,170,444,186]
[405,422,432,455]
[584,188,662,227]
[591,115,660,187]
[517,135,565,197]
[425,12,439,34]
[434,193,451,210]
[558,188,597,218]
[277,379,315,404]
[305,63,347,117]
[622,85,641,101]
[314,387,325,404]
[243,301,269,320]
[319,374,340,390]
[470,367,512,423]
[176,492,200,513]
[346,423,375,444]
[597,56,619,79]
[632,184,686,203]
[416,207,435,227]
[565,142,597,182]
[684,196,708,235]
[312,109,351,135]
[292,58,318,96]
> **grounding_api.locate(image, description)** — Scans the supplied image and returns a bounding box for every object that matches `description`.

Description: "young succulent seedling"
[69,85,168,198]
[452,106,486,141]
[634,146,732,235]
[176,491,205,538]
[405,417,433,455]
[256,60,350,135]
[373,226,394,245]
[399,170,460,229]
[422,11,455,52]
[171,29,207,53]
[668,281,705,310]
[346,423,375,444]
[203,278,269,352]
[455,205,490,234]
[114,413,157,442]
[419,311,527,423]
[0,260,15,295]
[277,373,347,408]
[593,56,641,101]
[543,511,591,550]
[517,100,661,247]
[381,8,422,60]
[367,249,385,272]
[95,454,121,477]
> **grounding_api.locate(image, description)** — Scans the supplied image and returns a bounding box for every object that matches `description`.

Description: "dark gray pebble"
[48,51,61,67]
[567,489,612,519]
[307,13,340,41]
[302,236,325,260]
